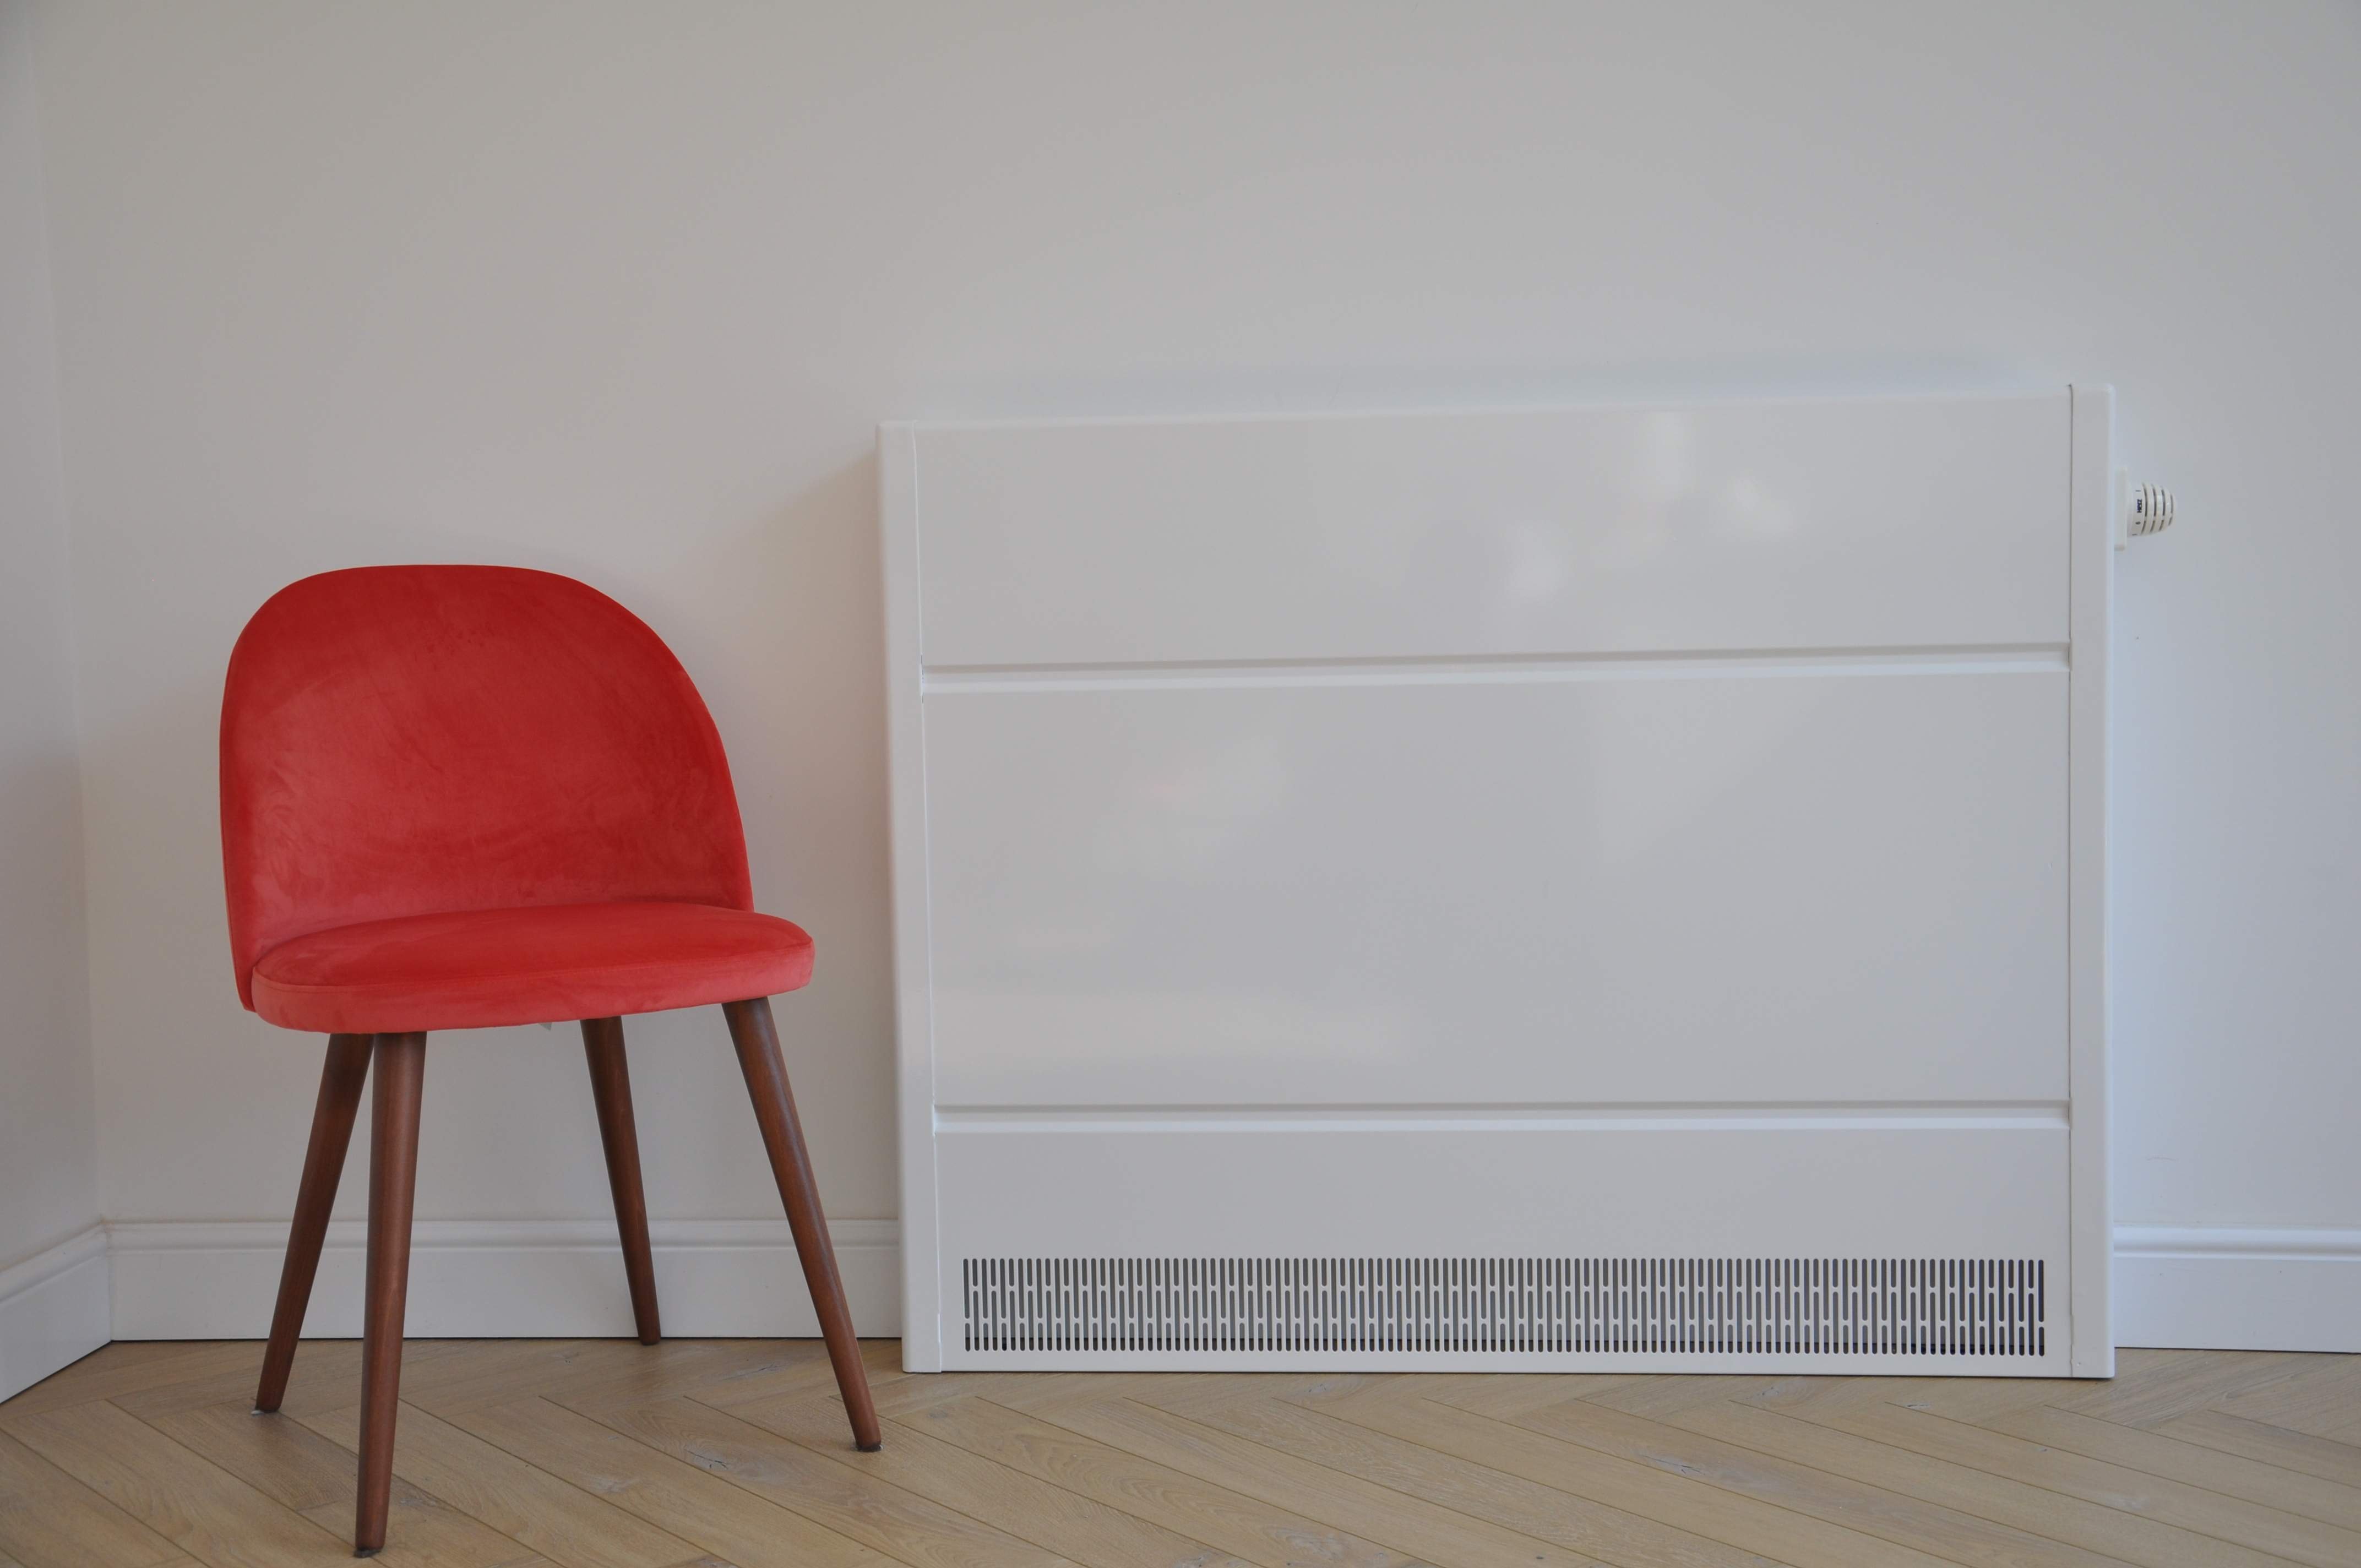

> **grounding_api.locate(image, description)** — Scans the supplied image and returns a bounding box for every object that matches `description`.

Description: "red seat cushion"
[249,901,814,1035]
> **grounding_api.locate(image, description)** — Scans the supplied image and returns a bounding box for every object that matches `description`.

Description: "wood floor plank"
[1749,1358,2321,1431]
[1962,1404,2361,1534]
[0,1344,271,1419]
[1738,1374,2066,1422]
[2044,1352,2318,1429]
[576,1393,1076,1568]
[2151,1412,2361,1489]
[2,1400,352,1566]
[0,1429,186,1568]
[447,1397,890,1568]
[2207,1359,2361,1439]
[15,1342,2361,1567]
[298,1500,547,1568]
[109,1341,470,1423]
[1725,1375,1871,1411]
[123,1397,545,1568]
[727,1390,1255,1568]
[1432,1374,1664,1419]
[666,1332,902,1407]
[901,1394,1423,1568]
[1338,1380,2147,1568]
[1174,1389,1811,1568]
[1250,1382,1961,1568]
[993,1373,1337,1422]
[295,1401,705,1568]
[606,1340,847,1412]
[390,1340,758,1419]
[884,1369,1176,1420]
[1575,1377,1788,1419]
[1018,1395,1604,1568]
[1124,1374,1393,1420]
[692,1336,900,1392]
[121,1402,360,1515]
[867,1370,1041,1419]
[1653,1393,2306,1568]
[497,1348,817,1422]
[1768,1391,2361,1566]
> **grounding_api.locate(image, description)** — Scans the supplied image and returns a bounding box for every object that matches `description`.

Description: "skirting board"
[104,1218,901,1342]
[2114,1227,2361,1353]
[14,1222,2351,1359]
[0,1225,112,1403]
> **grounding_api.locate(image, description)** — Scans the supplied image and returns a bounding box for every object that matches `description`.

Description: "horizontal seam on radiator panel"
[2112,1227,2361,1260]
[889,390,2065,434]
[934,1105,2071,1135]
[935,1098,2069,1115]
[922,644,2070,692]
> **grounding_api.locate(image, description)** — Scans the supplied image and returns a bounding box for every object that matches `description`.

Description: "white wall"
[19,1,2360,1348]
[0,0,106,1398]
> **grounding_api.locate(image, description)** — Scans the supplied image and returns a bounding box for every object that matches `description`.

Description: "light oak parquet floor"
[4,1340,2357,1567]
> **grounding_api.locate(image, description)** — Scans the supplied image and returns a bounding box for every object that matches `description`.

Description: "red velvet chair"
[220,565,879,1555]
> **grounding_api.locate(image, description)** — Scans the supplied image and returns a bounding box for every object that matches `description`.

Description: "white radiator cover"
[882,389,2114,1375]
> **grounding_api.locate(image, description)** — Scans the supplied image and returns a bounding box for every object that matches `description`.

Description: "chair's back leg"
[355,1031,426,1556]
[581,1016,661,1344]
[722,998,882,1450]
[255,1033,372,1413]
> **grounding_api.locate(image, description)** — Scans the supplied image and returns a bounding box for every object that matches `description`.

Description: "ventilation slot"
[962,1257,2044,1356]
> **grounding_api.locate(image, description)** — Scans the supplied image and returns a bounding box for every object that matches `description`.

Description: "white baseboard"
[0,1225,112,1402]
[105,1218,900,1341]
[2114,1226,2361,1353]
[45,1218,2361,1358]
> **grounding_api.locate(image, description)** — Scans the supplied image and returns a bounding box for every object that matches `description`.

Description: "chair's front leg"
[722,997,881,1450]
[581,1016,661,1344]
[355,1032,426,1556]
[255,1033,372,1413]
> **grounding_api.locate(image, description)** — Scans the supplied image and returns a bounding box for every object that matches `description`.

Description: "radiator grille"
[962,1257,2045,1356]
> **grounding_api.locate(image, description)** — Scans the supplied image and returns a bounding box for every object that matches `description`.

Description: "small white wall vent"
[964,1257,2046,1359]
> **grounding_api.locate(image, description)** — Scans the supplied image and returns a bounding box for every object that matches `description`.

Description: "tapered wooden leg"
[354,1032,426,1556]
[580,1016,660,1344]
[254,1033,372,1414]
[722,998,880,1451]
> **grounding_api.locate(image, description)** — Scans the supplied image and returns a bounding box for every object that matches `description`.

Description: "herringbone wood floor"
[4,1340,2359,1567]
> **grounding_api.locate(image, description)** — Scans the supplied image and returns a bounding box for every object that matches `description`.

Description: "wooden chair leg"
[255,1033,372,1413]
[722,997,881,1451]
[580,1016,661,1344]
[355,1032,426,1556]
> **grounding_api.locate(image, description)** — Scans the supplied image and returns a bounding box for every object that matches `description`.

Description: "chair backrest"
[221,565,753,1009]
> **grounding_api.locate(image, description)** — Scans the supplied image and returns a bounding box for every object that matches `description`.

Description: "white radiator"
[881,389,2113,1375]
